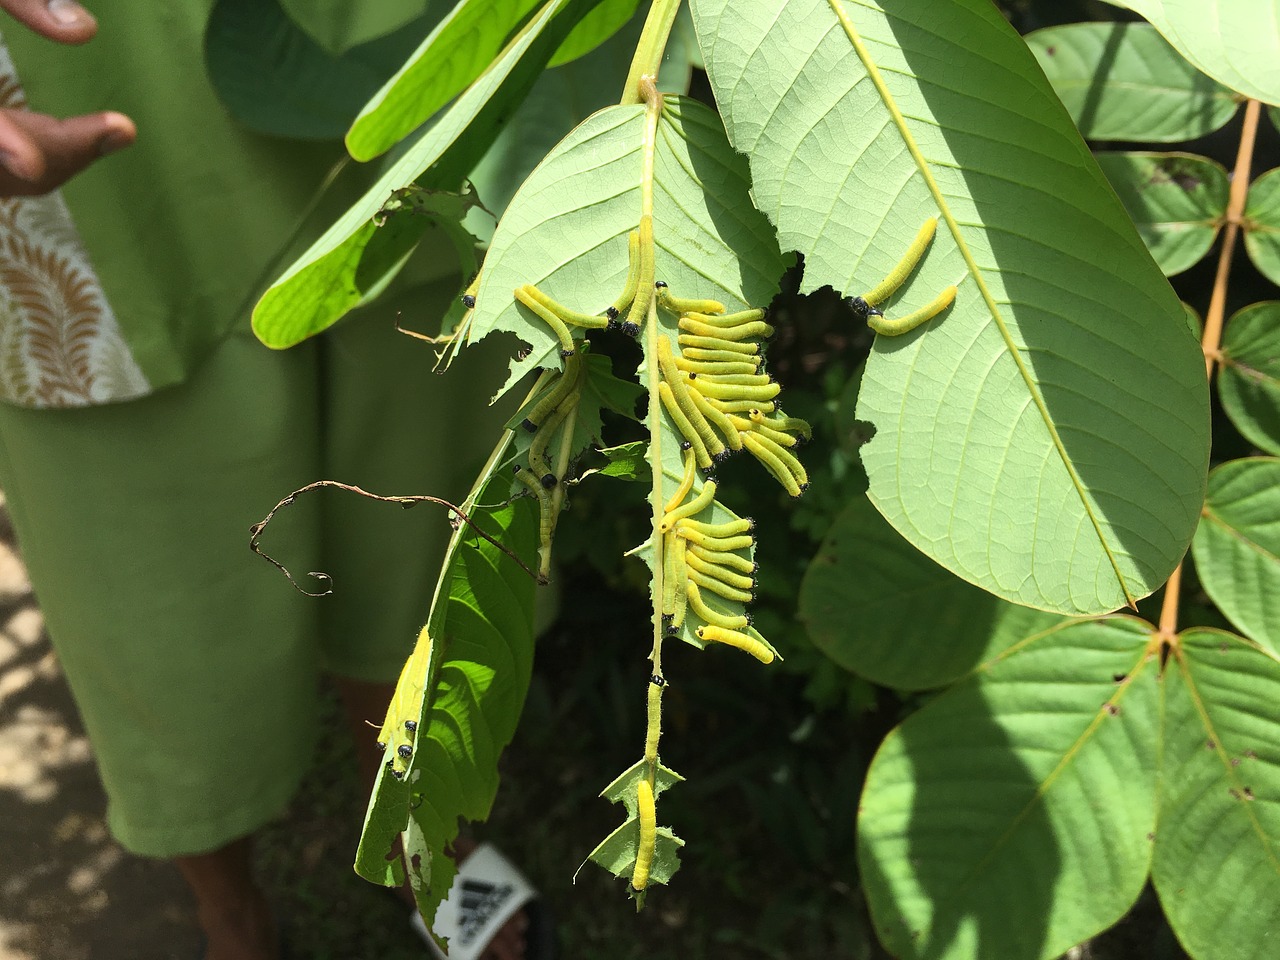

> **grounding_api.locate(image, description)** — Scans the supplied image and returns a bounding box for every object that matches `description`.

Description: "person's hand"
[0,0,136,196]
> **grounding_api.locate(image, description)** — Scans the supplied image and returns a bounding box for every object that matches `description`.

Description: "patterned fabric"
[0,40,150,408]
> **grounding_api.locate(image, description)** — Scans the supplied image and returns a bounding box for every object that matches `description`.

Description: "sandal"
[408,843,556,960]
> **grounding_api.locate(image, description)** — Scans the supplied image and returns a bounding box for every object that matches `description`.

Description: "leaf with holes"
[691,0,1209,615]
[858,616,1159,960]
[1154,629,1280,960]
[1097,152,1229,276]
[1026,22,1241,143]
[1191,457,1280,654]
[1217,302,1280,455]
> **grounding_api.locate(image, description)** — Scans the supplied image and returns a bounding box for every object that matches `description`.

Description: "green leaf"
[584,760,686,889]
[1154,629,1280,960]
[1026,22,1240,143]
[693,0,1210,615]
[470,96,788,395]
[354,456,539,930]
[344,0,543,161]
[1218,302,1280,455]
[204,0,432,140]
[252,0,589,350]
[1190,457,1280,653]
[547,0,642,67]
[1103,0,1280,106]
[1095,151,1229,276]
[594,441,651,481]
[1244,167,1280,286]
[798,497,1064,690]
[858,617,1158,960]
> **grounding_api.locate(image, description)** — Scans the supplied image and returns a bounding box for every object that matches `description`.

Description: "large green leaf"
[1026,22,1241,143]
[692,0,1209,615]
[1217,302,1280,455]
[252,0,591,349]
[1244,167,1280,286]
[1155,629,1280,960]
[1190,457,1280,653]
[798,496,1063,690]
[354,453,539,931]
[1104,0,1280,106]
[1095,152,1229,276]
[858,617,1158,960]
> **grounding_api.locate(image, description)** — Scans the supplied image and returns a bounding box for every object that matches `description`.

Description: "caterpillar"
[674,358,760,376]
[685,579,749,629]
[867,285,957,337]
[683,549,755,591]
[621,216,656,336]
[518,355,582,432]
[689,378,780,404]
[695,625,775,664]
[704,397,776,416]
[686,566,753,604]
[678,317,774,342]
[518,283,611,330]
[677,334,760,356]
[660,478,717,533]
[527,395,575,488]
[514,285,577,357]
[742,432,806,497]
[689,372,774,388]
[513,465,554,551]
[655,280,725,317]
[688,542,755,574]
[726,414,798,448]
[661,531,689,628]
[658,382,714,471]
[677,517,753,538]
[681,347,763,366]
[750,411,812,442]
[632,778,656,891]
[606,230,642,328]
[687,389,743,452]
[644,681,662,763]
[862,216,938,308]
[657,342,726,458]
[663,443,697,513]
[461,272,481,310]
[674,527,754,553]
[680,307,766,328]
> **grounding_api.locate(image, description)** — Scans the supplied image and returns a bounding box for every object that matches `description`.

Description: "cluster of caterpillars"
[653,284,812,496]
[657,474,773,663]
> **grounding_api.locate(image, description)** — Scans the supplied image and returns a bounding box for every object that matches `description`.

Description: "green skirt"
[0,277,515,857]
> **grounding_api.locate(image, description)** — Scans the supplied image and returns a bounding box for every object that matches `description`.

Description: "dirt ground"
[0,500,202,960]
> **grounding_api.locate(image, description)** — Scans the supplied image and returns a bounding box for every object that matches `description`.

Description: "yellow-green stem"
[620,0,683,105]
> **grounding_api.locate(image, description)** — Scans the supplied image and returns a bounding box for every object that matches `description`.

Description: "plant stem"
[1201,98,1261,376]
[620,0,683,105]
[1158,98,1261,637]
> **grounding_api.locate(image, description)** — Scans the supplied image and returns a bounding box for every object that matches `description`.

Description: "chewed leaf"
[582,760,685,889]
[469,96,788,399]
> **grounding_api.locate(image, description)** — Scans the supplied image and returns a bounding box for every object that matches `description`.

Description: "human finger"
[0,0,96,43]
[0,109,134,197]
